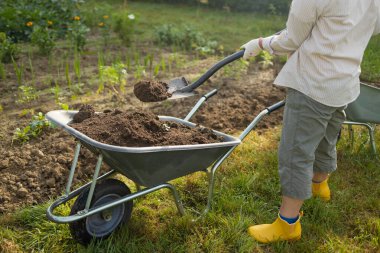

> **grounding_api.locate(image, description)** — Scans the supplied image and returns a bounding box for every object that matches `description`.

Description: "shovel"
[167,49,245,100]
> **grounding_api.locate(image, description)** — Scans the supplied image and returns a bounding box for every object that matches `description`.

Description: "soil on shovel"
[70,105,223,147]
[133,80,172,102]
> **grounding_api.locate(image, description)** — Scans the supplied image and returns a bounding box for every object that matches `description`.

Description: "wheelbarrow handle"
[180,50,245,92]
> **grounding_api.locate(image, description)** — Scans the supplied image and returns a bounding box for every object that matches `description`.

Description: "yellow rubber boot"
[312,178,330,201]
[248,214,302,243]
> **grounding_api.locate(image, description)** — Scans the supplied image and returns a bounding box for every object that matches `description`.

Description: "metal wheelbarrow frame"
[343,82,380,155]
[45,88,285,244]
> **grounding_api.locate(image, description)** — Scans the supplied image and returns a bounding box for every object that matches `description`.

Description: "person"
[241,0,380,243]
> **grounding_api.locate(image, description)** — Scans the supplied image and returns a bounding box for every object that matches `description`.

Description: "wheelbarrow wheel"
[69,178,133,245]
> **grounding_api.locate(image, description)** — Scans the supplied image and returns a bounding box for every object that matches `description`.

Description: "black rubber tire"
[69,178,133,245]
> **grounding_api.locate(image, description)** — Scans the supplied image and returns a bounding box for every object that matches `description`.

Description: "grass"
[0,125,379,252]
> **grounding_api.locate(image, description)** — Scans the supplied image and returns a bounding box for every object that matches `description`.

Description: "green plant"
[0,104,3,112]
[113,13,136,46]
[0,0,84,42]
[73,51,81,83]
[196,40,220,56]
[0,62,6,80]
[134,65,146,80]
[67,16,90,51]
[99,62,128,94]
[98,15,111,47]
[12,57,23,85]
[256,50,274,69]
[154,24,221,53]
[65,60,72,89]
[0,32,19,63]
[16,85,39,104]
[30,25,56,55]
[13,112,53,143]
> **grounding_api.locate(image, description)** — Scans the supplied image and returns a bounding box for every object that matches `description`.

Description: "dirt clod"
[133,80,172,102]
[72,104,95,123]
[70,108,223,147]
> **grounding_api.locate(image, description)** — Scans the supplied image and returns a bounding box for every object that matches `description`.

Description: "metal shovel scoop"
[167,49,245,100]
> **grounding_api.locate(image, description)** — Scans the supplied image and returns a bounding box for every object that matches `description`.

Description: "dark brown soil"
[70,106,223,147]
[133,80,172,102]
[72,104,95,123]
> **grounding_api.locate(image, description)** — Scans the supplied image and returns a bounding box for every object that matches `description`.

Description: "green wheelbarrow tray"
[46,110,241,188]
[345,83,380,123]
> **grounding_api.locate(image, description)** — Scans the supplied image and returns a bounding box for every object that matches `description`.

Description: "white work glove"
[241,39,262,60]
[241,36,275,59]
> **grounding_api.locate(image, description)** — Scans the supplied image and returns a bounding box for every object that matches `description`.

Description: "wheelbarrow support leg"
[65,142,81,196]
[85,154,103,211]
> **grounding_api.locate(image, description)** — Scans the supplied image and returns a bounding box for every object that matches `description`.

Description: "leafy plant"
[113,13,136,46]
[98,15,111,47]
[0,32,19,63]
[30,25,56,55]
[16,85,39,104]
[67,16,90,51]
[0,0,84,42]
[13,112,53,144]
[99,62,128,94]
[154,24,221,53]
[256,50,274,69]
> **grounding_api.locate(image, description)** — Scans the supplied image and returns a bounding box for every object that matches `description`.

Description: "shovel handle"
[180,50,245,92]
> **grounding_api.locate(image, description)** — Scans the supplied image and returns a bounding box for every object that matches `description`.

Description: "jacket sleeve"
[263,0,321,55]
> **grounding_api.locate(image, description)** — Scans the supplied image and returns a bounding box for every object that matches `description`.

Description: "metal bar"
[65,142,81,196]
[85,154,103,211]
[47,183,184,224]
[184,97,206,121]
[46,170,115,218]
[239,110,269,141]
[343,121,377,155]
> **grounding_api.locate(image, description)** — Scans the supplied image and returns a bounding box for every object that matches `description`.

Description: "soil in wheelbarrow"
[133,79,172,102]
[70,105,223,147]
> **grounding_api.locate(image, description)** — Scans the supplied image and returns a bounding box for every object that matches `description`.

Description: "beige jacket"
[264,0,380,107]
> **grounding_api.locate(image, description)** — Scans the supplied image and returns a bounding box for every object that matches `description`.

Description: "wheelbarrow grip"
[180,50,245,92]
[266,100,285,114]
[203,89,218,101]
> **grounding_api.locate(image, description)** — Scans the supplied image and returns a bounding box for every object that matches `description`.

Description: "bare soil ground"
[0,43,287,214]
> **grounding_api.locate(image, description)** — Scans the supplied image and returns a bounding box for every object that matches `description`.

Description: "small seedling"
[13,112,53,144]
[16,85,39,104]
[12,57,24,85]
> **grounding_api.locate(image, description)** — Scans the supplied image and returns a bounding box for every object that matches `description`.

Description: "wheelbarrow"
[46,89,285,245]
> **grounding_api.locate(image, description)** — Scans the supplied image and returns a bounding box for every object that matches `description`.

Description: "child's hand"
[241,38,262,59]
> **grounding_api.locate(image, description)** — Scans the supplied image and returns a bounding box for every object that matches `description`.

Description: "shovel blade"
[168,91,196,100]
[167,77,196,100]
[167,77,189,93]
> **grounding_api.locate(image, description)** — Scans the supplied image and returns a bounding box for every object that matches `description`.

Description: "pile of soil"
[70,105,223,147]
[133,80,172,102]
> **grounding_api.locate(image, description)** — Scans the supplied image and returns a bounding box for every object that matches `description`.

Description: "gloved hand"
[241,38,262,59]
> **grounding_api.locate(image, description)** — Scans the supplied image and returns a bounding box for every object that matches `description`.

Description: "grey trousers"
[279,88,346,200]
